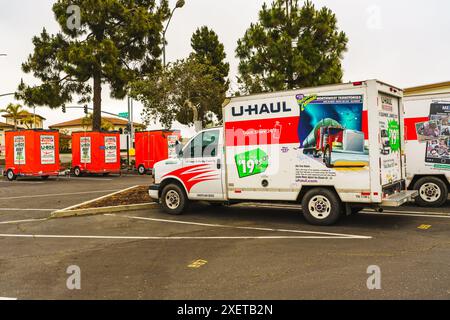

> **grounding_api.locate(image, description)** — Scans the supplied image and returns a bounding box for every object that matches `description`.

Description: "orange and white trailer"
[4,129,60,181]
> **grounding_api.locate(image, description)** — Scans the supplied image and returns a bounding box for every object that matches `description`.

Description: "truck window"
[184,130,219,158]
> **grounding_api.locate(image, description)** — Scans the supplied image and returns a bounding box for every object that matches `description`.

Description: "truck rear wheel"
[161,183,188,215]
[301,188,342,226]
[6,169,16,181]
[414,177,448,207]
[73,167,82,177]
[138,165,146,175]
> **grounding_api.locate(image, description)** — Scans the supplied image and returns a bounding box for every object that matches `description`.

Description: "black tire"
[41,175,50,180]
[161,183,188,215]
[102,173,110,177]
[73,167,82,177]
[323,146,332,168]
[6,169,16,181]
[138,165,146,175]
[301,188,342,226]
[413,176,448,207]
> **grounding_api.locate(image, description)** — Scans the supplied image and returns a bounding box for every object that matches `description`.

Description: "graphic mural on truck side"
[296,94,368,168]
[414,102,450,167]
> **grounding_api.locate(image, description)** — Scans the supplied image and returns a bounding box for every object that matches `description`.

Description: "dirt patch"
[76,186,154,209]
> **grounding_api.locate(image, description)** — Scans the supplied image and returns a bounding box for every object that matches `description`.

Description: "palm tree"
[82,113,114,131]
[22,115,36,129]
[0,103,26,129]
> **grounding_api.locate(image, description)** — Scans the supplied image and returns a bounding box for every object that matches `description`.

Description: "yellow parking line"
[188,259,208,269]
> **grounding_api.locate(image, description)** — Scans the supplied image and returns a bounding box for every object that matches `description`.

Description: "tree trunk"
[92,71,102,131]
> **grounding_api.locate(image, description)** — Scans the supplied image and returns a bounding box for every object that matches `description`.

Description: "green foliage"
[131,56,225,128]
[191,26,230,87]
[16,0,170,130]
[81,113,115,131]
[0,103,26,129]
[131,27,229,128]
[236,0,348,94]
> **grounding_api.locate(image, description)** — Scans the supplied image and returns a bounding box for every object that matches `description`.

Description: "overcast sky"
[1,0,449,135]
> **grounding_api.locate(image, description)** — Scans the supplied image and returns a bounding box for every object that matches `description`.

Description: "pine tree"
[17,0,169,130]
[236,0,348,94]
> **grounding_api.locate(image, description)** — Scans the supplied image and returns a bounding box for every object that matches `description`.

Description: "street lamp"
[162,0,185,67]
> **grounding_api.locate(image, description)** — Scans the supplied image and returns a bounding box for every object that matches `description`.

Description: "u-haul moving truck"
[404,85,450,207]
[149,80,416,225]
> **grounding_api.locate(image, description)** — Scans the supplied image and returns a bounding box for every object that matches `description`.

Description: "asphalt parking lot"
[0,175,449,300]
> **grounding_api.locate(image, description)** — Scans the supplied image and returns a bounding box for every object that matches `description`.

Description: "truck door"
[181,129,224,200]
[378,93,403,189]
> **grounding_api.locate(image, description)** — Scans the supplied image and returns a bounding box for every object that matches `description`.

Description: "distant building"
[0,121,14,160]
[404,81,450,97]
[48,116,145,135]
[1,110,45,129]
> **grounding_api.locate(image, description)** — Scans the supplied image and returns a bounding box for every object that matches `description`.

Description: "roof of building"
[49,116,145,129]
[404,81,450,96]
[1,110,46,120]
[0,121,14,128]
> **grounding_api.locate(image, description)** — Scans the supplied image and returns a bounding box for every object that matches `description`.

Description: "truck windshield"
[184,130,219,158]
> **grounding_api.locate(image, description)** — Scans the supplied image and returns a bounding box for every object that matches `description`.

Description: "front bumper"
[148,184,160,200]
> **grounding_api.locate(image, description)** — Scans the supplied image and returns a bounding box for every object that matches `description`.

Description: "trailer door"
[378,93,404,191]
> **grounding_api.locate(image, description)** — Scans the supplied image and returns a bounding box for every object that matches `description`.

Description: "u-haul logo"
[232,101,291,117]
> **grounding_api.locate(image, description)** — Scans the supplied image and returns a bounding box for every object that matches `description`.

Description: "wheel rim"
[7,171,14,180]
[308,196,332,220]
[139,166,145,174]
[419,183,441,203]
[75,168,80,176]
[165,190,180,210]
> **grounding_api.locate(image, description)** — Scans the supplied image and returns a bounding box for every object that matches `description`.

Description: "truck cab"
[149,127,226,214]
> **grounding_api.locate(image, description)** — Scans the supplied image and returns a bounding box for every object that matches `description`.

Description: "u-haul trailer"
[404,86,450,207]
[149,80,417,226]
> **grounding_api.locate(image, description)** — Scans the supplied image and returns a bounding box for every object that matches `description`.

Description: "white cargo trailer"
[149,80,416,225]
[404,85,450,207]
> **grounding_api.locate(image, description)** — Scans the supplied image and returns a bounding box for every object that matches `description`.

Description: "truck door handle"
[217,159,221,169]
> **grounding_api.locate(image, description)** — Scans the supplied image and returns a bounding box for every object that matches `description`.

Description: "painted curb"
[51,185,157,218]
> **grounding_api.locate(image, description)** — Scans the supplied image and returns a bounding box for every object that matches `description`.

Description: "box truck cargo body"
[135,130,181,175]
[71,131,121,177]
[404,89,450,207]
[149,80,416,225]
[4,129,60,181]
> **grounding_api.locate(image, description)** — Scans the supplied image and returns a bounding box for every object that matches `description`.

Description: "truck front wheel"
[414,177,448,207]
[301,188,342,226]
[161,184,188,215]
[6,169,16,181]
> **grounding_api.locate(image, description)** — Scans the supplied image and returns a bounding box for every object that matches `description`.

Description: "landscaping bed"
[76,185,154,209]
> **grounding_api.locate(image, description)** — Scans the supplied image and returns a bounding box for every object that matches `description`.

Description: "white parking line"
[0,189,120,200]
[70,177,113,181]
[362,211,450,219]
[0,218,47,225]
[0,297,17,300]
[0,234,366,240]
[0,208,57,211]
[378,209,450,216]
[108,214,372,239]
[0,181,45,184]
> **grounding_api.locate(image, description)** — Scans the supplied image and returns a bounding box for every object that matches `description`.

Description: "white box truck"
[149,80,416,225]
[404,86,450,207]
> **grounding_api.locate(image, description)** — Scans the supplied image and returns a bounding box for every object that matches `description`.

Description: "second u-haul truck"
[149,80,417,226]
[404,84,450,207]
